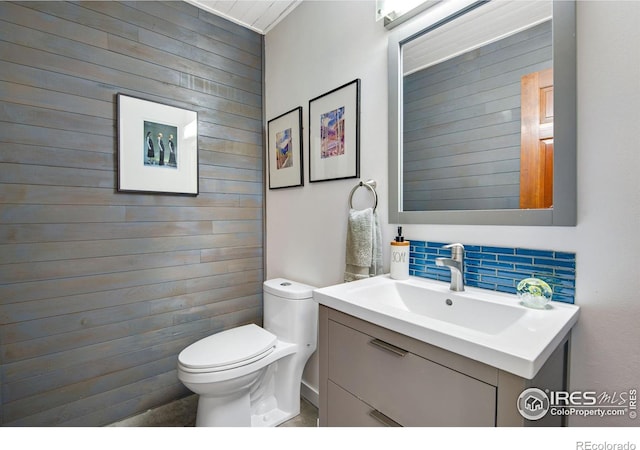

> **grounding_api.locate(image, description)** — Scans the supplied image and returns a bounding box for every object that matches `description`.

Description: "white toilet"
[177,278,317,427]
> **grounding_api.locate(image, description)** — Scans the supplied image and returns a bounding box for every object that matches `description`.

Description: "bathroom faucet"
[435,243,465,292]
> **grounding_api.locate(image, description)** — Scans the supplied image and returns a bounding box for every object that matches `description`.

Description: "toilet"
[177,278,317,427]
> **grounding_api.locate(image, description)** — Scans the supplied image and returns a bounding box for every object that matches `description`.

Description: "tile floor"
[109,395,318,427]
[279,397,318,427]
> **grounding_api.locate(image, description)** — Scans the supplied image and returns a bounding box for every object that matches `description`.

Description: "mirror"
[388,0,576,225]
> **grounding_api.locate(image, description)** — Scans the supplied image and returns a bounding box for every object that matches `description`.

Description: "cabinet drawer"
[328,319,496,426]
[327,381,401,427]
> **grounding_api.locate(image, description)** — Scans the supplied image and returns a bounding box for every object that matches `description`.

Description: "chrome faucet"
[435,243,465,292]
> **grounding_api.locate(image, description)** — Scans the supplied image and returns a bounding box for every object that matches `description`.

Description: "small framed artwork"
[267,106,304,189]
[117,94,198,195]
[308,79,361,183]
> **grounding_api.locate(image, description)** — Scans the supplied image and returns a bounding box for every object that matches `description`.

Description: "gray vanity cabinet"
[318,306,568,427]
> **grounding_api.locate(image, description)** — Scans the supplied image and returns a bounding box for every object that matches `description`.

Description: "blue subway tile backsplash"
[409,240,576,304]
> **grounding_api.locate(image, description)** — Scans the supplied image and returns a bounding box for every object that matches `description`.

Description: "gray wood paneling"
[403,21,551,211]
[0,1,264,426]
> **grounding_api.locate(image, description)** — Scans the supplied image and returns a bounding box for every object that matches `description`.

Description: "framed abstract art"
[267,106,304,189]
[308,79,361,183]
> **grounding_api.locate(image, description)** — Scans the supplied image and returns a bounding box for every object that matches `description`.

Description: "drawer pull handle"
[369,409,402,427]
[369,338,408,357]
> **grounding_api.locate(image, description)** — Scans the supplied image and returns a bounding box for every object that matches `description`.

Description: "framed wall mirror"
[388,0,576,226]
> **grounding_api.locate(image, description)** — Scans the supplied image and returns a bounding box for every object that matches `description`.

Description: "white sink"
[348,281,527,335]
[313,275,579,379]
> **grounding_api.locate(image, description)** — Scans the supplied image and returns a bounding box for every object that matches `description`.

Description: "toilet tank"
[263,279,318,349]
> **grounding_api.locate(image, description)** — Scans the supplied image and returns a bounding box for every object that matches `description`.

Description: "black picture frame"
[267,106,304,189]
[117,94,198,195]
[308,79,361,183]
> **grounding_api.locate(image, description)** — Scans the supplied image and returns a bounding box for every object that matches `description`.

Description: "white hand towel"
[344,208,383,282]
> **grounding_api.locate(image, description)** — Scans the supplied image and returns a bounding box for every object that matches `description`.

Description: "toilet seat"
[178,324,277,373]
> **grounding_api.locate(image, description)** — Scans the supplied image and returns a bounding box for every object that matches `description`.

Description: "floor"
[109,395,318,427]
[278,397,318,427]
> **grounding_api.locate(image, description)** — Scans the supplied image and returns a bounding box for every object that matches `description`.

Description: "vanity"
[313,0,580,427]
[314,275,579,427]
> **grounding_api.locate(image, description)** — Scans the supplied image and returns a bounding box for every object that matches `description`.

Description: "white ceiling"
[186,0,301,34]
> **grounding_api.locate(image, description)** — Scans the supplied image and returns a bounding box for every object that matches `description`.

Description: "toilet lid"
[178,324,277,370]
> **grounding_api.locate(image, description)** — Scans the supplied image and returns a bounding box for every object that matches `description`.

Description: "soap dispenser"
[390,226,410,280]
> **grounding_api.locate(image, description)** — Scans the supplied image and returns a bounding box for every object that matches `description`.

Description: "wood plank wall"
[403,21,551,211]
[0,1,264,426]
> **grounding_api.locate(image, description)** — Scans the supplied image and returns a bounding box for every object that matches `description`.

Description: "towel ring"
[349,180,378,212]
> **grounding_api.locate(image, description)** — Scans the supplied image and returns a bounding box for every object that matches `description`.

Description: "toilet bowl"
[177,278,317,427]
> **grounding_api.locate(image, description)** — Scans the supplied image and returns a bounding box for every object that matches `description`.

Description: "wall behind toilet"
[265,1,640,426]
[264,1,393,397]
[0,2,264,426]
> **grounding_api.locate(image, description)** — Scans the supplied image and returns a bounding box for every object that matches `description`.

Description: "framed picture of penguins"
[117,94,199,195]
